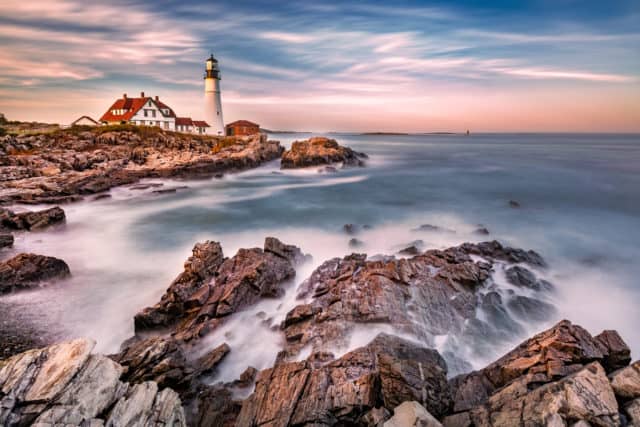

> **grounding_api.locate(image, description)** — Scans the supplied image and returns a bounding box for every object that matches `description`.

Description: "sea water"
[3,132,640,378]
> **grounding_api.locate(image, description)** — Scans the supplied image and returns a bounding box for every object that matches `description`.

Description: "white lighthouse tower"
[204,54,224,135]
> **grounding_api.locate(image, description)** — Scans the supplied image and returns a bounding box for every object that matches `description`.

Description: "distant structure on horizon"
[204,54,224,135]
[99,92,210,135]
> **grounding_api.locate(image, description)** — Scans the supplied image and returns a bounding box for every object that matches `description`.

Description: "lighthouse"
[204,54,224,135]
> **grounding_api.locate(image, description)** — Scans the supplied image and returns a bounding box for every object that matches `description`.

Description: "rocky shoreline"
[2,232,637,426]
[0,126,284,205]
[1,129,637,426]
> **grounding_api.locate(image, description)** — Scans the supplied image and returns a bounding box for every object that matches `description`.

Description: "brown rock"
[0,206,65,231]
[236,334,451,426]
[135,241,224,330]
[281,137,367,169]
[461,362,619,427]
[449,320,623,413]
[595,329,632,372]
[0,253,70,293]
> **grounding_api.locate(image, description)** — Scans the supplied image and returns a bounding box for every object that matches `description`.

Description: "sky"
[0,0,639,132]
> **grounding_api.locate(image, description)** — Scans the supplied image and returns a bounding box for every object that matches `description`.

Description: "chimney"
[123,93,127,99]
[155,95,159,101]
[140,91,145,98]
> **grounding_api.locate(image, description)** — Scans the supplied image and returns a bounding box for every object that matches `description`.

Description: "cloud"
[258,31,317,44]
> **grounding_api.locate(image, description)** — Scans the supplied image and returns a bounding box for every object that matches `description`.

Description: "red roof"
[226,120,259,128]
[100,94,176,122]
[192,120,210,127]
[155,99,176,118]
[175,117,193,126]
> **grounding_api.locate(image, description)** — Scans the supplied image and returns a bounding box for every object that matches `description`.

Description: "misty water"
[3,132,640,380]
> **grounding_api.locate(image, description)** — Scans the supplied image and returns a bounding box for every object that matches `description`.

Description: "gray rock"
[0,339,186,426]
[384,401,442,427]
[609,360,640,399]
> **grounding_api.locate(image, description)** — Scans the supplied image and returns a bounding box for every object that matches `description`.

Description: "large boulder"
[236,333,451,426]
[0,338,186,426]
[0,206,65,231]
[280,137,367,169]
[0,252,70,293]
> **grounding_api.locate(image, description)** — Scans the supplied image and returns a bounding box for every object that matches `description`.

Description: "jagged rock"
[0,233,13,248]
[105,381,185,426]
[0,253,70,293]
[264,236,310,265]
[384,401,442,427]
[113,335,230,393]
[284,242,531,358]
[0,206,65,230]
[135,241,225,330]
[281,137,367,169]
[450,320,618,412]
[136,237,300,345]
[447,363,619,427]
[0,338,186,426]
[596,329,632,372]
[458,240,546,267]
[609,361,640,399]
[236,334,451,426]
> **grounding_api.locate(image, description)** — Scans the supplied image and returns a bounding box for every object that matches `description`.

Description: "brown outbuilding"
[225,120,260,136]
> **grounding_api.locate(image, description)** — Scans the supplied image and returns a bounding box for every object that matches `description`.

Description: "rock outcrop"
[0,252,70,293]
[0,128,284,204]
[280,137,367,169]
[444,320,634,427]
[236,333,451,426]
[135,237,305,343]
[0,338,186,426]
[281,241,552,372]
[0,206,65,231]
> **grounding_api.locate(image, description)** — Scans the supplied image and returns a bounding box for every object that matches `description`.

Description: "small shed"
[225,120,260,136]
[71,116,99,127]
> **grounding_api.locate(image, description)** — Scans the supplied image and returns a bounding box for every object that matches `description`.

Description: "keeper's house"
[100,92,209,134]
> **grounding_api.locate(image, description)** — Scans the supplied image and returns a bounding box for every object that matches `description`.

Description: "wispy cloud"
[0,0,638,130]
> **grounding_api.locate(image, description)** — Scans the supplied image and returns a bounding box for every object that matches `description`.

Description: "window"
[151,110,156,118]
[144,110,148,117]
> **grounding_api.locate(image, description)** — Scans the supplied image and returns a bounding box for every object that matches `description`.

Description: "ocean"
[4,132,640,379]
